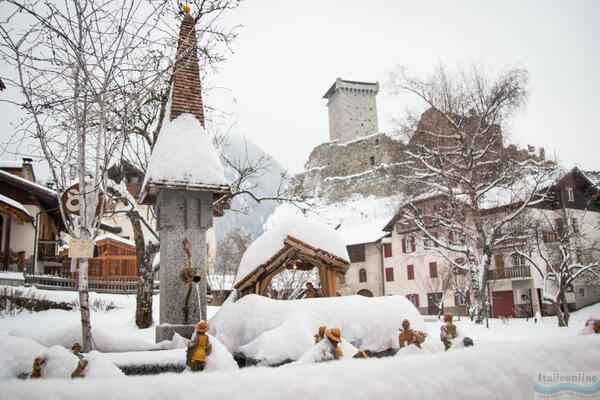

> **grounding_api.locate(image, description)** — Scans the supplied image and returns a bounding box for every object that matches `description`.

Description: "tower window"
[369,156,375,166]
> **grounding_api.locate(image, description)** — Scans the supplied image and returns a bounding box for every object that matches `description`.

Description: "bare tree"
[515,194,600,326]
[0,0,180,350]
[390,64,555,324]
[415,264,454,319]
[209,227,253,305]
[268,268,319,300]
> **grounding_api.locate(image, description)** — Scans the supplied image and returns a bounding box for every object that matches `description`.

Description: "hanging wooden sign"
[60,183,103,217]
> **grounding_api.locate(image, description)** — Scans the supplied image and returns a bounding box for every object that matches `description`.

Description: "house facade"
[381,168,600,317]
[0,160,64,274]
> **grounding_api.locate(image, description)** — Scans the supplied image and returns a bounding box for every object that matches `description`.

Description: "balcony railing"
[488,265,531,280]
[37,240,63,262]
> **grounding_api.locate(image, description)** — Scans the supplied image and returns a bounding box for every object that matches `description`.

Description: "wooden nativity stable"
[234,235,350,298]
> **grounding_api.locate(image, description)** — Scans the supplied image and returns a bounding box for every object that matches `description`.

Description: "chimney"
[21,158,35,182]
[170,8,205,126]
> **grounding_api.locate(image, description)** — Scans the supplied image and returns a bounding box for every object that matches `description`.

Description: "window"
[130,176,140,184]
[383,243,392,258]
[347,244,365,263]
[578,287,585,297]
[566,187,574,202]
[375,138,379,146]
[423,233,439,248]
[454,292,467,306]
[359,268,367,283]
[406,294,419,307]
[511,219,522,231]
[402,236,415,253]
[385,267,394,282]
[429,262,438,278]
[407,264,415,280]
[512,254,526,267]
[369,156,375,166]
[449,231,463,245]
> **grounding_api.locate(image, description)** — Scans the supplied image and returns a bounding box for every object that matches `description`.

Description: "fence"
[9,273,159,295]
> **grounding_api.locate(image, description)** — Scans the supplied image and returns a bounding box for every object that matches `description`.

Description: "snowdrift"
[3,335,598,400]
[210,294,424,365]
[9,323,171,353]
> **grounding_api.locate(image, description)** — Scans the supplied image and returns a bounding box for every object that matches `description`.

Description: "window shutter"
[410,237,415,252]
[434,233,439,247]
[429,262,437,278]
[402,237,406,253]
[415,294,420,307]
[385,267,394,282]
[383,243,392,258]
[407,264,414,280]
[494,254,505,269]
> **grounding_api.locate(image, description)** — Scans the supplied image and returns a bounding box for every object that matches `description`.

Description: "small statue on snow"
[29,356,45,379]
[398,319,426,349]
[317,327,343,362]
[440,312,474,350]
[305,282,322,298]
[186,321,212,371]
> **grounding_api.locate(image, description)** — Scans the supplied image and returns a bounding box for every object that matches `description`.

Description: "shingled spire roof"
[170,9,204,126]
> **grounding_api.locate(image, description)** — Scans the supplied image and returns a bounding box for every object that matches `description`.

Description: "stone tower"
[323,78,379,143]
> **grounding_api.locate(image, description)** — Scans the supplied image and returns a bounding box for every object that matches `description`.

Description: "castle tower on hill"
[323,78,379,143]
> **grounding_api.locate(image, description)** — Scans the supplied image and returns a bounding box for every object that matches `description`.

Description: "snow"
[38,345,80,379]
[0,335,47,380]
[0,271,25,281]
[290,336,358,365]
[9,322,170,352]
[94,233,135,247]
[1,286,600,399]
[141,113,229,197]
[234,213,349,286]
[1,335,598,399]
[0,193,31,218]
[210,294,424,365]
[339,217,389,245]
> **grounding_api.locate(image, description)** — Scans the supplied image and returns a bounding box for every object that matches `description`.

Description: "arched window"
[359,268,367,282]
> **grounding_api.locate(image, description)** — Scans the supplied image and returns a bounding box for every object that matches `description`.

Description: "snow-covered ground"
[1,285,599,399]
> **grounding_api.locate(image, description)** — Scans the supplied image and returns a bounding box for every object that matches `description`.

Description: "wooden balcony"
[488,265,531,280]
[37,240,63,262]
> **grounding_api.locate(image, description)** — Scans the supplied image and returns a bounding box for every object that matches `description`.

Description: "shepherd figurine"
[440,313,457,351]
[186,321,212,371]
[398,319,426,349]
[318,327,343,362]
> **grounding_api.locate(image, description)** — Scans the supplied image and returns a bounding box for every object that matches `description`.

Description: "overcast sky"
[1,0,599,179]
[206,0,600,174]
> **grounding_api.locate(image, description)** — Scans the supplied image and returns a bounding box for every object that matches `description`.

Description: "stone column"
[155,189,213,342]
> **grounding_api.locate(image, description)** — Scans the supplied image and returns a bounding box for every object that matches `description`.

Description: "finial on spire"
[183,5,190,13]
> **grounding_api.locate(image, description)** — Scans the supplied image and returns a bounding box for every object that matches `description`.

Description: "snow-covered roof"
[338,217,388,245]
[0,271,25,281]
[95,233,135,247]
[139,114,230,204]
[0,169,56,199]
[234,215,349,287]
[0,194,32,221]
[581,169,600,190]
[0,160,23,169]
